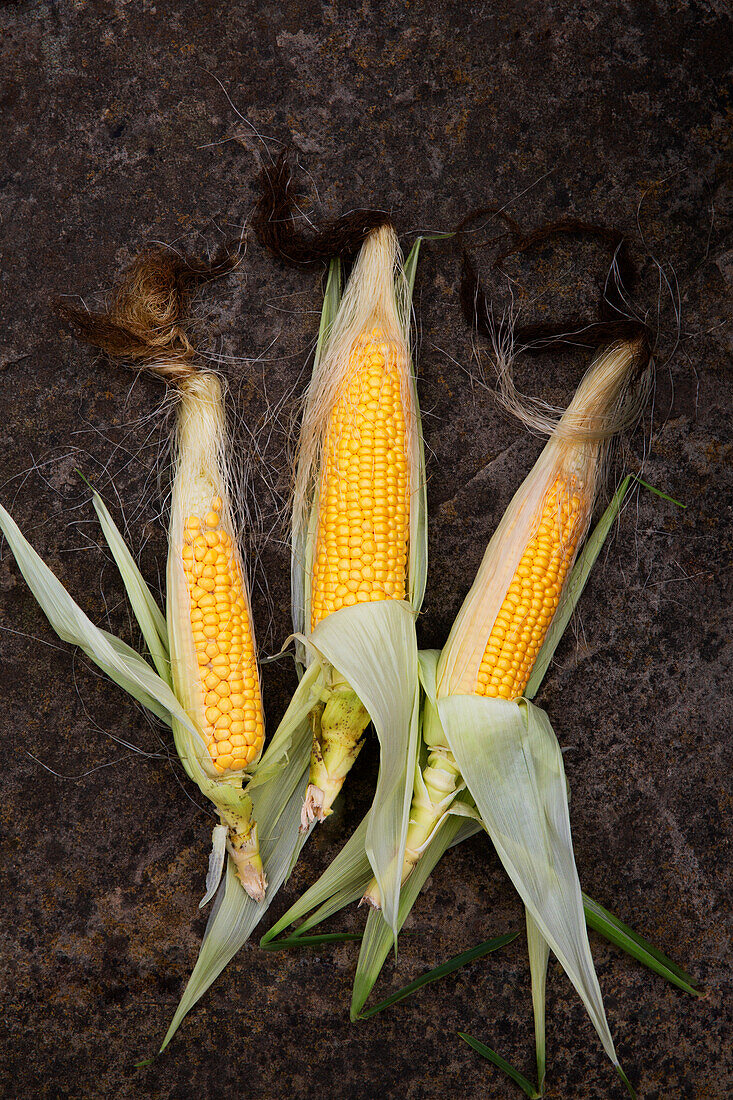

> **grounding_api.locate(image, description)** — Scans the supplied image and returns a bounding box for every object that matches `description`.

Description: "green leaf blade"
[0,502,195,736]
[261,932,362,951]
[582,893,699,996]
[358,931,517,1019]
[459,1032,541,1099]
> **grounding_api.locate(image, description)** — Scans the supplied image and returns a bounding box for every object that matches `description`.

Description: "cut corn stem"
[220,801,265,902]
[362,745,461,907]
[301,686,370,826]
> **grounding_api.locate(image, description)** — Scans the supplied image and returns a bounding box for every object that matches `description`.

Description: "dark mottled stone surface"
[1,2,731,1098]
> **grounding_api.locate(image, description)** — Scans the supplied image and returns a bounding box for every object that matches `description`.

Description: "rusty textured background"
[1,2,731,1098]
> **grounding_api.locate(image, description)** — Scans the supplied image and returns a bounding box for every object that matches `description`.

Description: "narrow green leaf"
[247,658,324,789]
[616,1063,638,1099]
[81,475,171,686]
[291,257,343,647]
[358,932,517,1019]
[582,893,699,996]
[135,1058,155,1069]
[635,477,686,508]
[403,238,422,303]
[459,1032,541,1099]
[404,233,454,300]
[160,716,313,1051]
[315,258,342,364]
[261,932,362,951]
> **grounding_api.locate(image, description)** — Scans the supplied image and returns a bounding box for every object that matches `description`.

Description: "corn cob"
[58,251,268,900]
[182,499,262,773]
[310,324,410,625]
[296,224,419,828]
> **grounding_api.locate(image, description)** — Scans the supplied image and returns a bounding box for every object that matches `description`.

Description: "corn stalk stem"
[300,688,370,828]
[362,743,461,907]
[220,798,266,902]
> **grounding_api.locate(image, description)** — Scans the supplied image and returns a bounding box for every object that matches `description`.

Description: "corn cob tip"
[300,784,327,831]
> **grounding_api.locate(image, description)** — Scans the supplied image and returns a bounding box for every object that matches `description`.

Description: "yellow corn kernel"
[183,502,264,774]
[474,478,583,700]
[310,327,410,629]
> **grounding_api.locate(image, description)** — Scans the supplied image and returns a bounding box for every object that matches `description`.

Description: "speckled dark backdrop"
[1,2,731,1098]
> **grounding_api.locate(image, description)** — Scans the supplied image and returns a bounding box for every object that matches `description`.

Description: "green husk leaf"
[247,658,325,789]
[438,687,620,1070]
[402,238,428,614]
[582,893,699,996]
[160,714,312,1051]
[351,814,473,1020]
[458,1032,542,1099]
[403,232,455,300]
[291,258,343,650]
[402,238,422,303]
[261,812,372,944]
[309,599,421,936]
[315,258,343,364]
[0,502,195,735]
[261,932,362,951]
[358,931,517,1019]
[82,477,171,686]
[526,910,549,1093]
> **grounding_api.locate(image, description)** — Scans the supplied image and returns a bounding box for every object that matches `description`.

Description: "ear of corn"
[288,227,428,934]
[165,369,268,900]
[57,251,273,903]
[364,342,650,904]
[428,340,652,1085]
